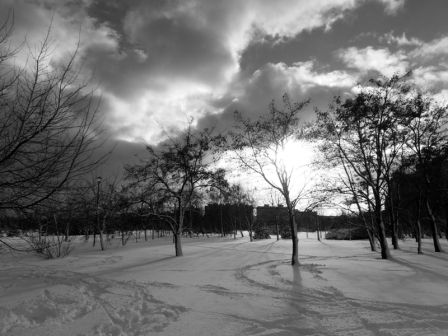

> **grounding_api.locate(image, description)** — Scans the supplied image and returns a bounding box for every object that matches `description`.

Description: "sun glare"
[278,140,313,170]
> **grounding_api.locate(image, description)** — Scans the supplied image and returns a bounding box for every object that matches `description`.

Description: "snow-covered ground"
[1,232,447,336]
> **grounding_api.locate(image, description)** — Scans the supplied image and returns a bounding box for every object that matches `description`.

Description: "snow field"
[0,233,447,335]
[0,268,187,335]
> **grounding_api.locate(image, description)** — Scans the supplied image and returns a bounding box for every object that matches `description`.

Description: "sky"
[3,0,448,178]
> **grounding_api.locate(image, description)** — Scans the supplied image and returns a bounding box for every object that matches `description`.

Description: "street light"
[96,175,102,209]
[96,176,102,205]
[95,176,102,246]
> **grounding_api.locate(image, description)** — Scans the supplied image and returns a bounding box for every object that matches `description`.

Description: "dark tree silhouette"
[315,74,413,259]
[125,123,227,256]
[0,15,110,211]
[227,94,311,266]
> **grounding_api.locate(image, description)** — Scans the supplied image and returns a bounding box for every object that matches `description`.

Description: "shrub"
[253,226,271,239]
[280,229,292,239]
[325,227,369,240]
[25,234,76,259]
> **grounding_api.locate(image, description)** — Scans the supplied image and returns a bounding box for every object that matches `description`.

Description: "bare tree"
[317,155,379,251]
[226,183,256,240]
[208,187,226,237]
[227,94,312,266]
[88,176,127,250]
[0,16,111,253]
[0,15,110,212]
[125,123,228,256]
[404,91,448,252]
[315,74,413,259]
[265,188,284,240]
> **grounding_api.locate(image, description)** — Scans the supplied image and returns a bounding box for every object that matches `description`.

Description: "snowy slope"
[1,233,447,336]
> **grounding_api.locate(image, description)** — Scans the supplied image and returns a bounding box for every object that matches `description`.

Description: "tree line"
[1,17,447,264]
[313,73,448,259]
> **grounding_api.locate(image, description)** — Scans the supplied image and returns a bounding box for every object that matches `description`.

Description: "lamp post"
[95,176,102,248]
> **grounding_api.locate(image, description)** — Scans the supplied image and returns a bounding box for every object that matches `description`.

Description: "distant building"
[256,204,317,232]
[204,203,254,234]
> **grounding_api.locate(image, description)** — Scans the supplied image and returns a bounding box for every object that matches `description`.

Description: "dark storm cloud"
[82,0,238,101]
[5,0,448,166]
[92,139,148,180]
[195,61,356,135]
[85,0,133,47]
[11,0,448,179]
[75,0,418,142]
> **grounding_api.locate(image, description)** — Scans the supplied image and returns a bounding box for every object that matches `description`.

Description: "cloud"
[381,32,423,46]
[114,0,367,91]
[244,0,359,38]
[412,66,448,89]
[254,62,356,92]
[0,0,413,146]
[194,61,356,135]
[1,0,119,68]
[377,0,406,14]
[337,32,448,92]
[79,0,373,142]
[411,36,448,59]
[337,46,409,77]
[431,89,448,105]
[245,0,406,39]
[92,139,148,180]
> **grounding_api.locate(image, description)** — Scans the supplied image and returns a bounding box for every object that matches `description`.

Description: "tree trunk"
[99,230,105,250]
[39,224,43,241]
[445,203,448,241]
[322,220,325,238]
[174,232,183,256]
[220,206,224,238]
[249,210,254,242]
[445,222,448,241]
[366,229,376,252]
[387,180,400,250]
[377,222,390,259]
[289,212,299,265]
[249,224,253,242]
[99,217,106,251]
[316,215,321,242]
[275,219,280,241]
[233,221,237,239]
[416,219,423,254]
[389,203,399,249]
[374,194,391,259]
[65,221,70,242]
[348,220,351,240]
[306,220,309,238]
[391,228,399,249]
[365,202,377,252]
[425,197,444,252]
